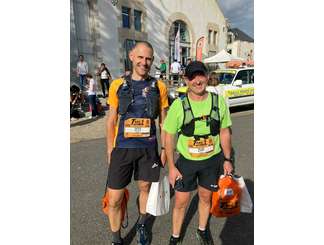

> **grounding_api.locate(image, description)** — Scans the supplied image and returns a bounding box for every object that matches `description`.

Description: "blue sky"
[218,0,254,38]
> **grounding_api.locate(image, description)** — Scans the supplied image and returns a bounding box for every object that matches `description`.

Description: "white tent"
[203,49,244,64]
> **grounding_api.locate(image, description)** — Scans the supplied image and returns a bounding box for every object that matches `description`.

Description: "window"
[213,31,217,45]
[122,6,131,28]
[228,34,232,43]
[248,70,254,84]
[218,73,235,85]
[134,9,142,31]
[124,39,137,71]
[235,70,249,84]
[208,30,212,44]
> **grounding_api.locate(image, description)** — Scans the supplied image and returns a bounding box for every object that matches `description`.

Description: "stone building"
[70,0,228,82]
[227,28,254,60]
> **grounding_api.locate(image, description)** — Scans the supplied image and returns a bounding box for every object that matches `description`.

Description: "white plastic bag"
[146,174,170,216]
[233,175,253,213]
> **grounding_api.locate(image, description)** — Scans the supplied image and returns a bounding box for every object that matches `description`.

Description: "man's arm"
[76,63,80,76]
[165,132,182,187]
[107,69,112,80]
[85,62,88,73]
[106,106,118,164]
[220,127,233,175]
[159,108,168,166]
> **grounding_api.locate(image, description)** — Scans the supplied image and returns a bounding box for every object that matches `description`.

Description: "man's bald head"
[131,41,154,55]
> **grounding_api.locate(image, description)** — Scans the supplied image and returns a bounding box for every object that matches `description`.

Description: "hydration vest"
[116,75,160,119]
[180,92,220,138]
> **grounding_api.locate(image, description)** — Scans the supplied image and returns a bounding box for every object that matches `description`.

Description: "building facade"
[227,28,254,60]
[70,0,228,82]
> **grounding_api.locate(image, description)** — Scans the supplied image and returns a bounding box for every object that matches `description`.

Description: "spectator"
[85,73,98,119]
[97,63,112,98]
[76,55,88,91]
[157,59,167,79]
[170,59,181,82]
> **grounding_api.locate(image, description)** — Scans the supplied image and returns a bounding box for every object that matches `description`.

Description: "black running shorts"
[107,148,161,189]
[175,152,224,192]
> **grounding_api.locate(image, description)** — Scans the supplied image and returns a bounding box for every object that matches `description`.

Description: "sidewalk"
[70,96,108,144]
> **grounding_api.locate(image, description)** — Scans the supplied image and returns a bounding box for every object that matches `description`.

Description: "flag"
[174,27,180,62]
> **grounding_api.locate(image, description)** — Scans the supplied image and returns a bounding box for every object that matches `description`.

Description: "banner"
[174,27,180,62]
[196,37,205,61]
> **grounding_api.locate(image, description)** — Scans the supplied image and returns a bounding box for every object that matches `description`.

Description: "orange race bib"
[188,137,214,158]
[124,118,151,138]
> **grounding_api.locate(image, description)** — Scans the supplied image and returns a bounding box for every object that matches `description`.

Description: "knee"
[138,183,151,194]
[174,196,189,210]
[108,196,123,209]
[198,192,212,205]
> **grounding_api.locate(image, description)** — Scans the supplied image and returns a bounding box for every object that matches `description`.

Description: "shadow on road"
[230,104,254,114]
[219,178,254,245]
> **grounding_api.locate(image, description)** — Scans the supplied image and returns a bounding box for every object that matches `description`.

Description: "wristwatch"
[224,156,233,163]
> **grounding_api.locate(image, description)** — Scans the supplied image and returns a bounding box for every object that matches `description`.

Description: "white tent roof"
[203,49,244,63]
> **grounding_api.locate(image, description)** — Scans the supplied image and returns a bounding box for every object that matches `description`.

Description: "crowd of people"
[71,56,112,121]
[94,41,234,245]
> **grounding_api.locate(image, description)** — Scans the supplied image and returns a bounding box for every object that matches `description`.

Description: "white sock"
[172,234,180,238]
[198,227,206,231]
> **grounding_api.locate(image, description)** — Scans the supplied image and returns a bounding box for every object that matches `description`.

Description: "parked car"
[167,67,254,107]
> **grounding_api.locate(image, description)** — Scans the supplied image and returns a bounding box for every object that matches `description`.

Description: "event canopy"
[203,49,244,64]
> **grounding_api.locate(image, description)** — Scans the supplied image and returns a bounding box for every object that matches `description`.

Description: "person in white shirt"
[170,59,181,82]
[97,63,112,98]
[85,73,98,118]
[76,55,88,91]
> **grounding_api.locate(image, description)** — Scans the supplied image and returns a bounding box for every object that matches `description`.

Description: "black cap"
[184,61,208,79]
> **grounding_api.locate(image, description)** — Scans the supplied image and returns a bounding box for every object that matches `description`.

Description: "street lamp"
[111,0,118,6]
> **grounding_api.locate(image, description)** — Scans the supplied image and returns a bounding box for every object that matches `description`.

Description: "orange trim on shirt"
[108,78,124,109]
[157,80,169,110]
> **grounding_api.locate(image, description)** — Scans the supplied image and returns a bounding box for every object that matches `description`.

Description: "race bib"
[188,137,214,158]
[124,118,151,138]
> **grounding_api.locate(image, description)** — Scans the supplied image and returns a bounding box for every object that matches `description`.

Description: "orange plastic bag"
[102,188,130,227]
[210,175,241,217]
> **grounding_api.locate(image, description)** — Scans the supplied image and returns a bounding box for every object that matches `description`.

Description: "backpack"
[102,189,129,228]
[117,75,160,119]
[179,92,220,137]
[210,175,241,217]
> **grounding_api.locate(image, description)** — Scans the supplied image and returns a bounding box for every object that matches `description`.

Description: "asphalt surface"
[71,108,254,245]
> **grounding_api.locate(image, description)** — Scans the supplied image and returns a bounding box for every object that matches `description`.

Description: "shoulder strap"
[210,92,220,120]
[181,95,194,127]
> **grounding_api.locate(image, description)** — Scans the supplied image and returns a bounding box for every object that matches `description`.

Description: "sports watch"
[224,156,233,163]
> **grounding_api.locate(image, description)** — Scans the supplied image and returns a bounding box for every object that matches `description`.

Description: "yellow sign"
[215,69,237,74]
[225,87,254,98]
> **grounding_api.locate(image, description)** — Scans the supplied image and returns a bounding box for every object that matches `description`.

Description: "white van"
[211,68,254,107]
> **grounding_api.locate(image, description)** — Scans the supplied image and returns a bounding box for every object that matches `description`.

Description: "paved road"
[71,109,254,245]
